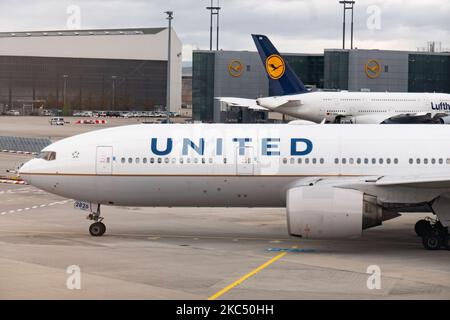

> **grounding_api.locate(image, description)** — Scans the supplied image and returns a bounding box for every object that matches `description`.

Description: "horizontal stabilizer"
[215,97,268,111]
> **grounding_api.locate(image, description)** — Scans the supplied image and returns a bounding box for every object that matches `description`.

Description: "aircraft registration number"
[74,201,92,212]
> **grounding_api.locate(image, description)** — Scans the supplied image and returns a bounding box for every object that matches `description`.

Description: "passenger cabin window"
[38,151,56,161]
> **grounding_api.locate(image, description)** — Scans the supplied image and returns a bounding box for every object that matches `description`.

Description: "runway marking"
[0,199,72,216]
[0,187,46,196]
[208,251,288,300]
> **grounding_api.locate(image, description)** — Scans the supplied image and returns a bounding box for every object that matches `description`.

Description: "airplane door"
[96,146,113,175]
[236,147,254,175]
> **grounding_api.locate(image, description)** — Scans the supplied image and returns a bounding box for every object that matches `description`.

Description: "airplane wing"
[375,173,450,188]
[215,97,268,111]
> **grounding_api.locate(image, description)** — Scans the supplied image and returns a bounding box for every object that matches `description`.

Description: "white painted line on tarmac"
[0,199,73,216]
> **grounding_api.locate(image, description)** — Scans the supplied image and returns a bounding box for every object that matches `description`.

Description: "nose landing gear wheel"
[89,222,106,237]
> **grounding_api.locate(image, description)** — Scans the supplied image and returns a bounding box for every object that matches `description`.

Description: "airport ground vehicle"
[49,117,65,125]
[5,110,20,116]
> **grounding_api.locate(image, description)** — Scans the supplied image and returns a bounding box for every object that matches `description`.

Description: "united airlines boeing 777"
[219,35,450,124]
[19,123,450,250]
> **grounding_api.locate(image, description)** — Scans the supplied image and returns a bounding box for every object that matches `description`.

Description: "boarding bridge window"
[38,151,56,161]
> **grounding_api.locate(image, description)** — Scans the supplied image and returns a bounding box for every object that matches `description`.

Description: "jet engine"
[438,116,450,124]
[286,186,383,239]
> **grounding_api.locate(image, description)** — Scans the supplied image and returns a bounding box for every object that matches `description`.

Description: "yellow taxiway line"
[208,251,289,300]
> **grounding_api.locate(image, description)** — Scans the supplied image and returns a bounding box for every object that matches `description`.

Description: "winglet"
[252,34,308,96]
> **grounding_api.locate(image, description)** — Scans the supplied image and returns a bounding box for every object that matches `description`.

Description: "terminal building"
[0,28,182,114]
[193,48,450,123]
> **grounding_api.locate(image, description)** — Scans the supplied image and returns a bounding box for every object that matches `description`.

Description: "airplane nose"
[18,159,38,183]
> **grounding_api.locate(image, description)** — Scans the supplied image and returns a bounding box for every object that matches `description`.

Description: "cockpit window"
[37,151,56,161]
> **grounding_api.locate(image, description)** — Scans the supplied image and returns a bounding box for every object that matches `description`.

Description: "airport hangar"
[0,28,182,114]
[192,48,450,123]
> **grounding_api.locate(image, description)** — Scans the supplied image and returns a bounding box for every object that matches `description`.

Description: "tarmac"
[0,116,449,300]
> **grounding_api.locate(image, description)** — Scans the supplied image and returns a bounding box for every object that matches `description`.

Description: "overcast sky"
[1,0,449,61]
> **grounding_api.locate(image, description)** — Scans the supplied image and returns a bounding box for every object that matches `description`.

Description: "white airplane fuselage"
[257,91,450,124]
[19,123,450,208]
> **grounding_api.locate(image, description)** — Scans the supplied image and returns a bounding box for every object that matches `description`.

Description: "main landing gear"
[415,218,449,250]
[87,204,106,237]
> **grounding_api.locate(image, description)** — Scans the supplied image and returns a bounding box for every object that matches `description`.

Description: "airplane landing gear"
[417,218,449,250]
[87,204,106,237]
[89,222,106,237]
[414,218,433,237]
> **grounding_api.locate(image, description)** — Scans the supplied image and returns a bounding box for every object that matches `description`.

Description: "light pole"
[62,75,69,107]
[165,11,173,123]
[206,0,221,51]
[339,1,355,50]
[111,75,117,111]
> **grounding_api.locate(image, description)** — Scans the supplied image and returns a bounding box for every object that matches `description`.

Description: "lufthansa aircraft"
[219,35,450,124]
[19,123,450,250]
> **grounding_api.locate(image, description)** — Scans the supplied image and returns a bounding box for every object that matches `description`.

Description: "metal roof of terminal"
[0,28,166,38]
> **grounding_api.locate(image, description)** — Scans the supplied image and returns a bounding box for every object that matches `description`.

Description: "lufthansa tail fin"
[252,34,308,96]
